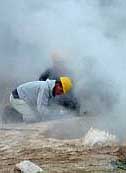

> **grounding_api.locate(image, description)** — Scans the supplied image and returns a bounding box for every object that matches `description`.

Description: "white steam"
[0,0,126,140]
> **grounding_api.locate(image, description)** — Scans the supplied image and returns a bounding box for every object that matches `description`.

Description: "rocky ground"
[0,117,126,173]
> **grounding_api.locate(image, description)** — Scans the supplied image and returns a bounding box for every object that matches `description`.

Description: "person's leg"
[10,94,40,122]
[2,104,23,123]
[53,93,80,112]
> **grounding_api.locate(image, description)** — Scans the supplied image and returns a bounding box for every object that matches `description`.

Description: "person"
[10,76,72,122]
[39,51,80,112]
[39,51,68,81]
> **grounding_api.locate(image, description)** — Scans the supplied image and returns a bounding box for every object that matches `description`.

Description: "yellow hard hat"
[60,76,73,94]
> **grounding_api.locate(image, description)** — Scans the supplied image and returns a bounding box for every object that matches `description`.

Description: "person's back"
[17,81,45,106]
[17,80,56,107]
[39,68,60,81]
[39,58,68,81]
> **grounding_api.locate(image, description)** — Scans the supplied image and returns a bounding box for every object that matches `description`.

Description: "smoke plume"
[0,0,126,141]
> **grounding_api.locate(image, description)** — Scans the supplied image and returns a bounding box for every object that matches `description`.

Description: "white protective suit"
[10,79,56,122]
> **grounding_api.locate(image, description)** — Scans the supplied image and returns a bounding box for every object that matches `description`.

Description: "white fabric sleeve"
[37,86,50,116]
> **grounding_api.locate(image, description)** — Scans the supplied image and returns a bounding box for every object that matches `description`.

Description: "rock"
[15,160,43,173]
[83,127,117,147]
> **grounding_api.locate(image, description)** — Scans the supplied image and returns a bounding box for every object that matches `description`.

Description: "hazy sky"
[0,0,126,80]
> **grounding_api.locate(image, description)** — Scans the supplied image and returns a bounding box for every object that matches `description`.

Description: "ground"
[0,117,126,173]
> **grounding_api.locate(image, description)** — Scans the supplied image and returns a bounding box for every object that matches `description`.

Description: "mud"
[0,119,126,173]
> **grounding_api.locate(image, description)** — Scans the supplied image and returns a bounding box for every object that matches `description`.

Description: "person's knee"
[2,105,24,123]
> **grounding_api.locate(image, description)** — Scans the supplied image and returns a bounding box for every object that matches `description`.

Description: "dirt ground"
[0,118,126,173]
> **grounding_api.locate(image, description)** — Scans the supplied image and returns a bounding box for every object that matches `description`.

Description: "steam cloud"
[0,0,126,140]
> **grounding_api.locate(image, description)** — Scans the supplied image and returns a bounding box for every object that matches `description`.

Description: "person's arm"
[37,86,50,116]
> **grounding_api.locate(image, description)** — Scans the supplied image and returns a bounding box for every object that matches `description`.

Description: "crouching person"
[10,77,72,123]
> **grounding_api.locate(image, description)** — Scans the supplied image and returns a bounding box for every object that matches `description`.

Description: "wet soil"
[0,119,126,173]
